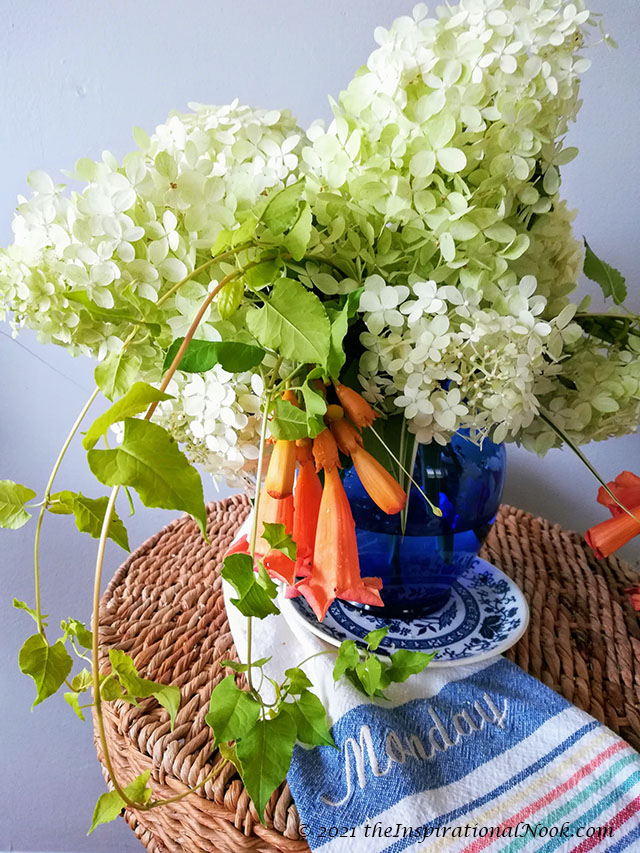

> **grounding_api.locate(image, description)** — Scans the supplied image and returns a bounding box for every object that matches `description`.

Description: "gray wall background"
[0,2,638,850]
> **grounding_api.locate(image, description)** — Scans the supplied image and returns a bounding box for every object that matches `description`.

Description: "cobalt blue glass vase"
[342,432,507,618]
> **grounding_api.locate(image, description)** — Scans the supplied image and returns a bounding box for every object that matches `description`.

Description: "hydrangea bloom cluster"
[0,102,303,483]
[302,0,639,450]
[0,0,637,484]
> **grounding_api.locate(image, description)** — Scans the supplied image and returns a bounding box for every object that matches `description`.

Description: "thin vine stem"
[146,262,262,420]
[368,424,443,517]
[156,242,253,308]
[245,388,274,692]
[538,410,639,522]
[33,386,100,635]
[89,256,266,810]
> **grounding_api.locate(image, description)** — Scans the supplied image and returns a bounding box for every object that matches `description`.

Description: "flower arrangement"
[1,0,638,832]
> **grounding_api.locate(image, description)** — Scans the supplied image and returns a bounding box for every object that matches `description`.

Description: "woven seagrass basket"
[94,495,640,852]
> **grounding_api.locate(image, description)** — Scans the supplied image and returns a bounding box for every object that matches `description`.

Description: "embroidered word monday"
[324,693,508,806]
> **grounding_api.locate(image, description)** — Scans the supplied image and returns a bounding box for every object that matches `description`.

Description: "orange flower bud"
[334,383,377,429]
[325,404,345,422]
[351,445,406,515]
[265,439,297,499]
[330,418,363,455]
[312,428,341,473]
[296,437,314,465]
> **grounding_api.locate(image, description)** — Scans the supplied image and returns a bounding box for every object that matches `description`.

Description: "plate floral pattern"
[282,558,529,668]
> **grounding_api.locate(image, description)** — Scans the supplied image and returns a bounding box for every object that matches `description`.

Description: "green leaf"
[583,239,627,305]
[333,640,360,682]
[283,202,313,261]
[71,667,93,692]
[162,338,265,374]
[83,382,173,450]
[283,690,335,747]
[326,290,361,380]
[385,649,436,683]
[66,291,163,335]
[236,713,297,820]
[218,741,242,773]
[88,771,152,834]
[261,522,297,560]
[19,634,73,708]
[300,378,327,439]
[221,554,280,618]
[364,626,389,651]
[100,674,127,702]
[262,181,304,235]
[284,667,313,695]
[61,618,93,649]
[205,675,261,748]
[0,480,36,529]
[245,256,283,289]
[108,649,181,729]
[246,278,330,366]
[355,656,383,698]
[269,397,309,440]
[216,277,245,319]
[94,351,141,401]
[13,598,48,627]
[231,215,257,247]
[257,562,279,598]
[87,417,207,538]
[49,491,130,551]
[64,691,86,721]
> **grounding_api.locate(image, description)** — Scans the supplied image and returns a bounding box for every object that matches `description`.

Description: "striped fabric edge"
[315,707,590,853]
[420,727,626,853]
[458,742,640,853]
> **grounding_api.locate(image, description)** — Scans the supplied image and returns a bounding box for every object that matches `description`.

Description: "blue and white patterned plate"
[280,558,529,668]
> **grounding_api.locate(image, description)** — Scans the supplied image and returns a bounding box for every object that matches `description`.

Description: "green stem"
[538,410,640,522]
[90,486,138,807]
[369,426,443,517]
[88,258,265,808]
[33,387,100,636]
[246,389,273,692]
[156,243,253,308]
[145,758,228,809]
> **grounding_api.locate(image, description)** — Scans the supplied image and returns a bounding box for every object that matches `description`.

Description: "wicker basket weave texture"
[95,495,640,852]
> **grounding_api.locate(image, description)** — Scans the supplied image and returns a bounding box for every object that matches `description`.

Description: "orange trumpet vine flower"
[312,428,341,473]
[331,418,406,516]
[264,390,299,499]
[585,471,640,559]
[334,383,377,429]
[293,439,323,575]
[225,482,296,584]
[265,439,297,499]
[296,466,383,622]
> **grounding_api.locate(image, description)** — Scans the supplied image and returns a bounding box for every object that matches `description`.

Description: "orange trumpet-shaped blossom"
[585,471,640,559]
[334,383,377,429]
[265,439,297,499]
[225,482,296,584]
[296,466,383,621]
[596,471,640,517]
[292,439,322,575]
[264,390,299,499]
[312,428,341,473]
[331,418,406,516]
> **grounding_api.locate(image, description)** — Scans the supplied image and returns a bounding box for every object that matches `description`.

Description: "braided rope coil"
[94,496,640,852]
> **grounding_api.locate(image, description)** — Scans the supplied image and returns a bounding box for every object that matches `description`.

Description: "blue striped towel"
[224,586,640,852]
